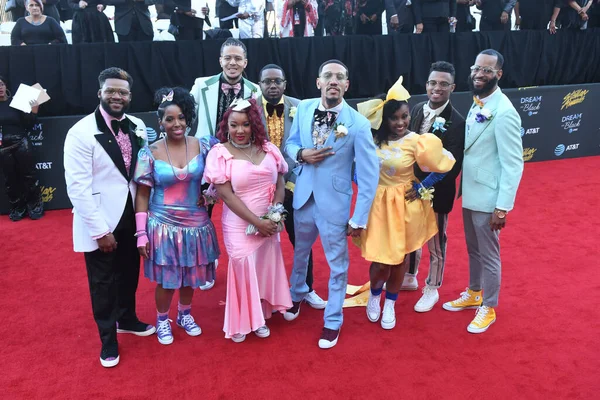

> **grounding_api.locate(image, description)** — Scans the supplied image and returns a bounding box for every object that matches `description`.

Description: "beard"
[468,75,498,97]
[100,98,130,118]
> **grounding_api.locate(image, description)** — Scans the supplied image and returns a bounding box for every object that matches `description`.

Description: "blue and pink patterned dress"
[133,137,220,289]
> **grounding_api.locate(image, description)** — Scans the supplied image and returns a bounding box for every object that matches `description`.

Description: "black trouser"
[315,11,325,36]
[422,16,449,32]
[117,17,154,42]
[283,189,314,292]
[83,195,140,351]
[480,17,511,31]
[0,135,42,211]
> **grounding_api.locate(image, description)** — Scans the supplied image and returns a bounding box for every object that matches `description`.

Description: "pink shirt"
[99,106,132,174]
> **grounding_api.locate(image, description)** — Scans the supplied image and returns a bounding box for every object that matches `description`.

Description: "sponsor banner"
[2,84,599,213]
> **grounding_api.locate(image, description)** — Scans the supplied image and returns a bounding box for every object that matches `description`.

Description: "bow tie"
[221,82,242,96]
[314,109,337,125]
[110,119,130,135]
[266,103,285,118]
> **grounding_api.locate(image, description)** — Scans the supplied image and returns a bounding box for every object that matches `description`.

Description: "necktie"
[420,107,436,134]
[314,109,337,127]
[266,103,285,118]
[110,119,130,136]
[221,82,242,96]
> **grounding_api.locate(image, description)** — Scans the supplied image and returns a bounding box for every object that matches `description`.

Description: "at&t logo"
[35,162,53,170]
[520,96,542,116]
[554,143,580,157]
[521,127,539,137]
[561,113,582,133]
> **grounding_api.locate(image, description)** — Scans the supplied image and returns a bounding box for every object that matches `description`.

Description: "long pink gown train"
[204,142,293,338]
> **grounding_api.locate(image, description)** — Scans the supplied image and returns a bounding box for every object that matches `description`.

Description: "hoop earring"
[5,89,11,98]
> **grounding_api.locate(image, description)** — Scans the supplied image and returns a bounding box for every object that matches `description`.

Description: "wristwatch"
[494,209,507,219]
[296,148,305,163]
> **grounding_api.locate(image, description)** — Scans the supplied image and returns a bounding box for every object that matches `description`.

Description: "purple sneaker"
[176,310,202,337]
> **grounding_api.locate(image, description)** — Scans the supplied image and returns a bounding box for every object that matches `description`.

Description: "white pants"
[239,16,264,38]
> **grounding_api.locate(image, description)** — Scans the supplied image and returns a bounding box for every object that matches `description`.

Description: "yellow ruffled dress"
[354,132,455,266]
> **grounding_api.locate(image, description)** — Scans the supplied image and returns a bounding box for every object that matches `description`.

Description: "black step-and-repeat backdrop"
[1,83,599,213]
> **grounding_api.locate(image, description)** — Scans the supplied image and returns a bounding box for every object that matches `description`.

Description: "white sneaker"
[254,325,270,338]
[366,292,381,322]
[400,273,418,291]
[199,280,215,291]
[231,333,246,343]
[304,290,327,309]
[381,299,396,330]
[414,286,440,313]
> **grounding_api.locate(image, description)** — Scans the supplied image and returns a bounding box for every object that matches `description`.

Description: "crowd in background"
[2,0,599,45]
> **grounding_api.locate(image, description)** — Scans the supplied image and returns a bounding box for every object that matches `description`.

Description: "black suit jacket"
[106,0,155,36]
[410,101,465,214]
[385,0,422,25]
[417,0,456,19]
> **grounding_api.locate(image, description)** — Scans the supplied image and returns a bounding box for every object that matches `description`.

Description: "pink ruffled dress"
[204,142,293,338]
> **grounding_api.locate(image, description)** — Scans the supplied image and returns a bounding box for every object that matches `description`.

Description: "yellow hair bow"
[357,76,411,130]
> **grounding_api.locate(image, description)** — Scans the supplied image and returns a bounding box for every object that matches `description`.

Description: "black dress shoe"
[116,320,156,336]
[9,207,27,222]
[27,202,44,220]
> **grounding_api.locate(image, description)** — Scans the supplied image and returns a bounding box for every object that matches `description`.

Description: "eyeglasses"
[319,72,348,82]
[260,78,286,86]
[470,65,499,75]
[103,88,131,97]
[221,55,246,63]
[426,80,453,89]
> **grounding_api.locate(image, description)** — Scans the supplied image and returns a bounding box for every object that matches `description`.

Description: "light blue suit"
[462,88,524,213]
[285,98,379,330]
[462,87,523,307]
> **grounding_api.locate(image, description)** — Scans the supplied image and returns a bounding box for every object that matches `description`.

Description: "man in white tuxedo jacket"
[443,50,524,334]
[257,63,326,310]
[64,68,155,368]
[190,38,260,139]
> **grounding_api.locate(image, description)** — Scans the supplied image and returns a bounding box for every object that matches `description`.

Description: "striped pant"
[408,213,449,288]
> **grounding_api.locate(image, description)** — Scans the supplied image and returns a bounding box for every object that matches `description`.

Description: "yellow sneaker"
[442,288,483,311]
[467,306,496,334]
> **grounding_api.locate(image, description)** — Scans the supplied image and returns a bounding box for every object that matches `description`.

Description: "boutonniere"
[135,126,147,147]
[475,108,493,123]
[250,87,259,100]
[333,122,348,141]
[432,117,451,133]
[289,106,297,119]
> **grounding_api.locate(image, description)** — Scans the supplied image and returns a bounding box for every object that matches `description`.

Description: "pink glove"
[135,212,148,248]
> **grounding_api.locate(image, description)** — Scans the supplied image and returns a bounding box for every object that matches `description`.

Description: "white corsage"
[475,108,493,123]
[245,203,288,235]
[432,117,448,133]
[289,106,297,119]
[418,184,435,205]
[135,126,147,147]
[202,185,219,206]
[334,123,348,142]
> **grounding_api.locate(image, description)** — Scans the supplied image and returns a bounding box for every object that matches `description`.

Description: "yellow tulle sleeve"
[414,133,456,173]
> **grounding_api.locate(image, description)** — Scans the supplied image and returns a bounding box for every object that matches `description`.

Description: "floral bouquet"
[245,203,288,236]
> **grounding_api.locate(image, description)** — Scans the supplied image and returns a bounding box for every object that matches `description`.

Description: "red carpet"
[1,156,599,399]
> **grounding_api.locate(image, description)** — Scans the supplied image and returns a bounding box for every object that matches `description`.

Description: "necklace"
[230,138,252,149]
[237,145,256,165]
[164,136,189,181]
